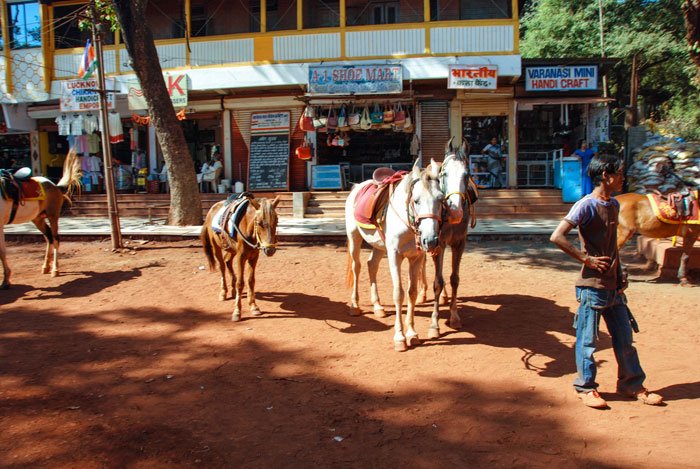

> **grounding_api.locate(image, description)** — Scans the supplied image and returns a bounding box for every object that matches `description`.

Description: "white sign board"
[128,74,188,110]
[60,78,115,112]
[448,65,498,89]
[250,111,291,135]
[525,65,598,91]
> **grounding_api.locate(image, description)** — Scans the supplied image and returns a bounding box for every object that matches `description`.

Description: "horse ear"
[271,195,281,208]
[412,158,422,177]
[248,198,261,210]
[429,158,440,177]
[444,136,455,154]
[460,138,470,157]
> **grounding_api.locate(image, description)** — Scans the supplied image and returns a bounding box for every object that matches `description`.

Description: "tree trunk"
[112,0,202,225]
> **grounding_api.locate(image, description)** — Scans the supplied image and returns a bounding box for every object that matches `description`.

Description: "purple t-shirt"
[564,194,619,228]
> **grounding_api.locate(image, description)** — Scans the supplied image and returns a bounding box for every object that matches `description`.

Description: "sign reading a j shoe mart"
[128,74,188,110]
[59,78,116,112]
[448,65,498,89]
[525,65,598,91]
[308,64,403,94]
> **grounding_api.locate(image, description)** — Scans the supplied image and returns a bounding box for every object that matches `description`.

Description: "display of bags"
[393,104,406,126]
[370,103,383,124]
[403,107,414,133]
[296,136,312,160]
[337,104,347,128]
[299,106,315,131]
[383,103,394,123]
[360,106,372,130]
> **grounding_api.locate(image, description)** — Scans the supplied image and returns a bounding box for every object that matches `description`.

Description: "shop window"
[192,0,257,36]
[7,1,41,49]
[190,4,208,37]
[347,0,423,26]
[267,0,297,31]
[303,0,339,29]
[53,4,115,50]
[430,0,511,21]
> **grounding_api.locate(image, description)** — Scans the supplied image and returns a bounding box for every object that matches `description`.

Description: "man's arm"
[550,219,611,273]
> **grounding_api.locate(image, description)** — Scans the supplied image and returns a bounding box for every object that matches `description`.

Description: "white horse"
[425,137,477,338]
[1,149,82,288]
[346,160,444,351]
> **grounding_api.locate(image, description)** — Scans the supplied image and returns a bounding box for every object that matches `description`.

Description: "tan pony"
[201,194,281,321]
[1,149,81,289]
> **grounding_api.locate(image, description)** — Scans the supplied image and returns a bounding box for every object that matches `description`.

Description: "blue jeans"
[574,287,646,395]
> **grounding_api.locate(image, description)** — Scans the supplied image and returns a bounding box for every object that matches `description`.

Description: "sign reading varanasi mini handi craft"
[448,65,498,89]
[525,65,598,91]
[308,64,403,94]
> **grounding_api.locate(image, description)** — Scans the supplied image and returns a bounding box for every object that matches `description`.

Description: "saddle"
[647,189,700,225]
[0,168,44,224]
[212,192,253,240]
[353,168,407,230]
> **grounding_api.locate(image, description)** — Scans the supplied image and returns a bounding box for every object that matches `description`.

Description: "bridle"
[388,173,443,252]
[229,200,278,251]
[439,152,477,228]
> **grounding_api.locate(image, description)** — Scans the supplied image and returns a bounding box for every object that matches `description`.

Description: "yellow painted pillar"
[1,0,13,95]
[297,0,302,30]
[261,0,266,33]
[185,0,191,66]
[41,3,51,92]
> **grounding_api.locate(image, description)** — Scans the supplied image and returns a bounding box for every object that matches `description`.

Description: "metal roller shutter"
[420,100,450,164]
[461,99,509,116]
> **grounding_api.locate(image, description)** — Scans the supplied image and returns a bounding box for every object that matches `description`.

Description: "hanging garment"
[108,112,124,144]
[83,113,99,133]
[129,127,139,151]
[55,114,71,136]
[70,114,84,136]
[87,133,100,154]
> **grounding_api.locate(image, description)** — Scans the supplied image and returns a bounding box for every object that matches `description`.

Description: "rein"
[388,174,442,252]
[227,198,278,251]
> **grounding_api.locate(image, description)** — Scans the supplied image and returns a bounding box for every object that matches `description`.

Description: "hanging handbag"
[332,135,341,146]
[296,136,312,160]
[403,107,414,133]
[370,103,383,124]
[299,106,315,132]
[312,106,327,130]
[337,104,347,128]
[360,105,372,130]
[348,105,361,127]
[383,102,394,123]
[394,103,406,126]
[326,106,338,133]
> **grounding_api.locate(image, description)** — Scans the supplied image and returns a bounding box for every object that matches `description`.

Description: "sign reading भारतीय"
[448,65,498,89]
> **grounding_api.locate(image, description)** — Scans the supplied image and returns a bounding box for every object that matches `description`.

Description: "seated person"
[197,153,222,192]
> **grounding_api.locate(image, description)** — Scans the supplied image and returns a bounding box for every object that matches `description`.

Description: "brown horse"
[1,149,82,288]
[617,192,700,285]
[201,194,281,321]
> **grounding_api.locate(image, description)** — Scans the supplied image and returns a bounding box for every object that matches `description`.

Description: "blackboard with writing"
[248,134,289,191]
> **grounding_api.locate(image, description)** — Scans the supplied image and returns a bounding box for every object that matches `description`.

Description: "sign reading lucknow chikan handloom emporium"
[447,65,498,89]
[308,64,403,94]
[59,78,116,112]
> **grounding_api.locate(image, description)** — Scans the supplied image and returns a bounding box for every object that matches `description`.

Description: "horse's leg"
[678,232,697,286]
[31,218,54,276]
[232,252,246,321]
[47,216,61,277]
[387,251,408,351]
[429,247,446,339]
[447,239,465,330]
[416,256,428,304]
[404,254,423,347]
[213,240,228,301]
[367,247,386,318]
[226,253,235,301]
[0,228,10,289]
[247,252,262,316]
[347,230,363,316]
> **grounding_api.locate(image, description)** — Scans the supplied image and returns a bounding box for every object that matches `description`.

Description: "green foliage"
[658,94,700,142]
[78,0,119,33]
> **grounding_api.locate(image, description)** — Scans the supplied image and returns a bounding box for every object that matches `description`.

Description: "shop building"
[1,0,522,193]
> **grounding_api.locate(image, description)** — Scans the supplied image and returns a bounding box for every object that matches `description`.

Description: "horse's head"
[250,196,280,256]
[409,161,443,254]
[432,137,470,224]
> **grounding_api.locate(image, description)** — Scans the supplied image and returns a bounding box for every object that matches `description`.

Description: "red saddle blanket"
[647,191,700,225]
[353,171,407,229]
[0,177,44,201]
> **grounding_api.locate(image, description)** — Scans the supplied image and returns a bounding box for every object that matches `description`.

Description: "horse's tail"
[56,148,82,200]
[200,225,217,271]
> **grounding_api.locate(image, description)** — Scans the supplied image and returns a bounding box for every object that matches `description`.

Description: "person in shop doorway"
[481,137,504,188]
[197,152,222,193]
[574,139,596,196]
[550,153,663,409]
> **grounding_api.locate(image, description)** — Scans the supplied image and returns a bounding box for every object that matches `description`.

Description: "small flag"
[78,39,98,79]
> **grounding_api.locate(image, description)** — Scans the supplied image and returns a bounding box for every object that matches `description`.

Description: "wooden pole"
[90,1,122,249]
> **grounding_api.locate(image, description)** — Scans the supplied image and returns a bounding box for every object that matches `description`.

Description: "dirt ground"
[1,236,699,468]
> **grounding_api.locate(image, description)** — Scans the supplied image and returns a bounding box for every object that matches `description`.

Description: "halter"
[388,174,442,252]
[228,199,278,251]
[439,152,477,228]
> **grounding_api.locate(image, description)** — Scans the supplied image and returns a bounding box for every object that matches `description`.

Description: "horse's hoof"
[231,311,241,322]
[406,335,421,347]
[373,306,386,318]
[1,282,9,290]
[448,317,462,330]
[349,306,363,317]
[394,340,408,352]
[680,280,692,287]
[51,271,59,278]
[427,327,440,339]
[416,293,427,304]
[218,293,226,301]
[42,267,50,274]
[250,308,262,316]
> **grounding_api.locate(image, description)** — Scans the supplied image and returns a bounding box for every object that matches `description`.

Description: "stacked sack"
[626,136,700,194]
